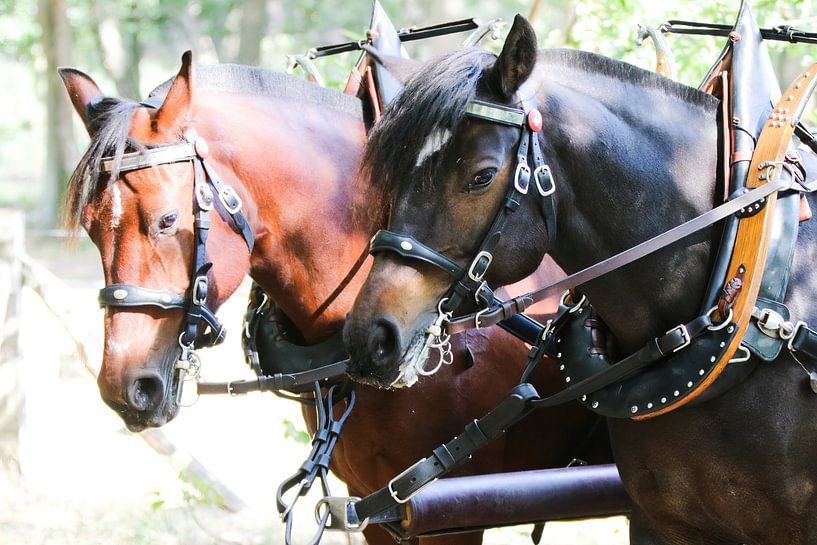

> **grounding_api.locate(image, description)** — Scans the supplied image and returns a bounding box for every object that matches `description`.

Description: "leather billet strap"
[196,360,349,395]
[446,173,799,334]
[351,383,539,524]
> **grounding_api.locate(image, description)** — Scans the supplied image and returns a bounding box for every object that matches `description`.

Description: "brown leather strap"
[447,176,793,334]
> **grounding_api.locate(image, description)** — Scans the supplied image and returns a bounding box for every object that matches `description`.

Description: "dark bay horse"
[345,14,817,545]
[60,53,609,544]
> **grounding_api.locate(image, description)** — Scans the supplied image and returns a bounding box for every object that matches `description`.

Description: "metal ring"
[706,306,734,331]
[559,291,587,313]
[437,297,452,316]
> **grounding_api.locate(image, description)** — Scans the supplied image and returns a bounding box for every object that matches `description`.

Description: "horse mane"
[539,48,717,111]
[64,65,363,232]
[361,47,718,198]
[361,47,495,200]
[148,64,363,120]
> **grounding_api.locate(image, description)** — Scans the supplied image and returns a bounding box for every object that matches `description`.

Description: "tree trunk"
[38,0,76,227]
[90,3,141,99]
[236,0,269,66]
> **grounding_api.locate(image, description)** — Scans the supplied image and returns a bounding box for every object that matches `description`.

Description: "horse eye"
[158,212,178,233]
[466,168,497,192]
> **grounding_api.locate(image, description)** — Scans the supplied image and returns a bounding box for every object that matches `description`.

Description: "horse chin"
[389,330,433,389]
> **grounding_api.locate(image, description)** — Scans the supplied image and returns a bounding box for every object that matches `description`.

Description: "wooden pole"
[0,209,25,475]
[20,254,246,512]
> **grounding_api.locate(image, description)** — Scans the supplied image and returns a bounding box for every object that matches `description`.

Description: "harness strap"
[196,360,349,395]
[98,284,186,309]
[277,384,355,545]
[446,174,798,334]
[350,383,539,524]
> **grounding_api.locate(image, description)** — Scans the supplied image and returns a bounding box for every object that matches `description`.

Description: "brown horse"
[344,11,817,545]
[60,53,609,544]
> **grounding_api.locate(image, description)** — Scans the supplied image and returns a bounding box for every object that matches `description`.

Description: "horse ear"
[58,68,103,135]
[491,14,538,99]
[154,50,194,135]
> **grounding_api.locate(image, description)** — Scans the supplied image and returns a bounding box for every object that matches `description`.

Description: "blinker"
[527,110,543,132]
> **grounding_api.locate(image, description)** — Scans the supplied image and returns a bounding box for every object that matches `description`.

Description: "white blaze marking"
[415,128,452,167]
[110,183,123,230]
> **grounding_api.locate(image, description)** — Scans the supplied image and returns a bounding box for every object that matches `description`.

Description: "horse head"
[60,52,252,430]
[345,12,721,388]
[345,16,552,387]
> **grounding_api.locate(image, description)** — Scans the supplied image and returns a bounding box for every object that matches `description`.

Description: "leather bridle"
[96,125,254,382]
[369,87,556,319]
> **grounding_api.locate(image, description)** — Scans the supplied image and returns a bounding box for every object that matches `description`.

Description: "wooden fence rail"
[16,232,246,513]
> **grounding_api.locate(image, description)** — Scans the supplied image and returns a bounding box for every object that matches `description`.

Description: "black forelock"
[361,47,498,198]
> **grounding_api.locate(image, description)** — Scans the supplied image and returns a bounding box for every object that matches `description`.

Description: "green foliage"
[5,0,817,218]
[282,417,311,445]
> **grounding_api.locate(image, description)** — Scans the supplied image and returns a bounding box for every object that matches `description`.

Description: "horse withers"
[60,51,611,544]
[345,11,817,545]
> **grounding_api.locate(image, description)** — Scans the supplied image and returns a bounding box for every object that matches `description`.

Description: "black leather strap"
[370,230,464,277]
[447,174,795,334]
[196,360,349,395]
[277,384,355,545]
[353,383,539,522]
[791,323,817,361]
[98,284,186,310]
[528,310,715,409]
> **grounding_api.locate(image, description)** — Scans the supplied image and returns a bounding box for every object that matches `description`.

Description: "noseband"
[96,113,254,359]
[370,87,556,318]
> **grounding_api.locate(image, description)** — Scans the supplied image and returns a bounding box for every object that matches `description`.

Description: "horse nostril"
[126,371,164,413]
[367,316,402,367]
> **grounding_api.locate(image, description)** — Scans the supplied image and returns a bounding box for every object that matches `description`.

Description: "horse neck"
[194,91,380,342]
[540,65,721,351]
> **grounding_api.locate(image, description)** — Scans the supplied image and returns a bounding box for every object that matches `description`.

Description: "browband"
[465,100,526,126]
[100,142,197,174]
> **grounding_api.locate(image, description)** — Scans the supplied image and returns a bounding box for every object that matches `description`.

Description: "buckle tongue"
[388,460,438,504]
[514,163,531,194]
[666,324,691,353]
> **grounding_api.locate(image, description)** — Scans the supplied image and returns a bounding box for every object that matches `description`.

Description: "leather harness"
[321,20,817,536]
[96,113,254,392]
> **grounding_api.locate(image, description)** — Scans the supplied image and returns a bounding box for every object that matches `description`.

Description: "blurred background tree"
[1,0,815,226]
